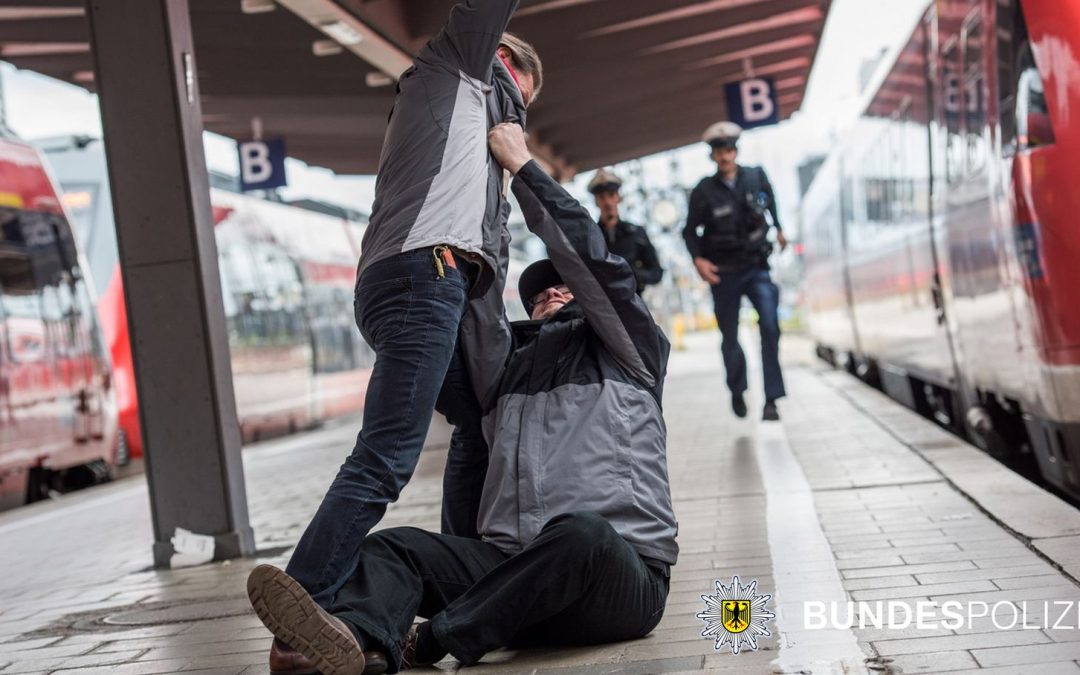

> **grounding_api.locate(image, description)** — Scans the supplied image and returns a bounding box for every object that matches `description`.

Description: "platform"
[2,332,1080,674]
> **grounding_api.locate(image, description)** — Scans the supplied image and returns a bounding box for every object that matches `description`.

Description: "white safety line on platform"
[0,482,146,536]
[0,422,359,538]
[755,421,868,674]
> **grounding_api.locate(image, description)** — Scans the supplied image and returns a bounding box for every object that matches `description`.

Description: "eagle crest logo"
[697,575,775,654]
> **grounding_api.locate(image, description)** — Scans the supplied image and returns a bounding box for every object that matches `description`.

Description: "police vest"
[698,168,772,265]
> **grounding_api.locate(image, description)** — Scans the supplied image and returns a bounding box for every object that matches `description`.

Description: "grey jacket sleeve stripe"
[511,161,662,388]
[430,0,521,81]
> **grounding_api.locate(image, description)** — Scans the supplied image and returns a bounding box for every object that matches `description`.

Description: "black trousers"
[330,512,669,672]
[433,341,487,540]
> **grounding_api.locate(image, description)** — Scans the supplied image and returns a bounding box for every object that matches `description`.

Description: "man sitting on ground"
[247,123,678,675]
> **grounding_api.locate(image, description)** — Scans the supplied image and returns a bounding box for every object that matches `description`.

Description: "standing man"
[588,168,663,294]
[682,121,787,421]
[248,1,544,659]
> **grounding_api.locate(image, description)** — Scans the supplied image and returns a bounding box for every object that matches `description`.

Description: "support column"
[85,0,254,566]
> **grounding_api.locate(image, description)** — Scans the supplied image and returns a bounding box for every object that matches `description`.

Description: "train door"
[52,217,107,447]
[836,161,862,370]
[931,0,1039,457]
[899,4,965,427]
[0,277,22,508]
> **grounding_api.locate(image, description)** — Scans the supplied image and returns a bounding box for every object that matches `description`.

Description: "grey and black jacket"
[358,0,525,298]
[476,160,680,569]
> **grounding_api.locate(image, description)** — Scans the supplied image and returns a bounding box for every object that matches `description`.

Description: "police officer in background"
[683,121,787,421]
[588,168,663,294]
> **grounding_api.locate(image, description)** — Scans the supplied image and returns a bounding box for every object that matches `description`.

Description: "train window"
[1016,44,1055,151]
[942,40,964,185]
[997,0,1019,152]
[219,240,308,348]
[962,12,987,175]
[0,209,51,364]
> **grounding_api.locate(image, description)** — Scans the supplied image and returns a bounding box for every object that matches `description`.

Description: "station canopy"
[1,0,831,177]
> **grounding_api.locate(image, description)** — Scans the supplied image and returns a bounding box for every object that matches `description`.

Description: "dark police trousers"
[286,248,485,607]
[710,264,786,402]
[329,512,669,672]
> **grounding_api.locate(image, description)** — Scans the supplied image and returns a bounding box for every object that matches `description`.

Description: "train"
[0,133,119,509]
[41,137,379,462]
[801,0,1080,498]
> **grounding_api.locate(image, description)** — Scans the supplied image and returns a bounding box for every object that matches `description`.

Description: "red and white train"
[0,134,118,509]
[42,137,377,463]
[802,0,1080,498]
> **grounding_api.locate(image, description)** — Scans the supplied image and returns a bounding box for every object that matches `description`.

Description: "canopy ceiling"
[0,0,831,177]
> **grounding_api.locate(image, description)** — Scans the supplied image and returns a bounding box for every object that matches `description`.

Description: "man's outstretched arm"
[489,124,665,388]
[428,0,521,82]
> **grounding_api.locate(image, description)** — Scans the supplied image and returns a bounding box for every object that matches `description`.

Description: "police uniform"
[682,122,786,419]
[588,169,663,294]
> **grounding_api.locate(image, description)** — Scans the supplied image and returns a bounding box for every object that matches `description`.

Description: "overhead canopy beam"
[275,0,412,79]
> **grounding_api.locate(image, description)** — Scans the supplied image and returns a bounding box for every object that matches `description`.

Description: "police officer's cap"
[702,121,743,149]
[587,168,622,195]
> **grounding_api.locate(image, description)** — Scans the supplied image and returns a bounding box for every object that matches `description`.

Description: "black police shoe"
[732,393,748,419]
[762,399,780,422]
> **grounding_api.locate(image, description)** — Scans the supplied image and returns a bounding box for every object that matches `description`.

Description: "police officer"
[682,121,787,421]
[588,168,663,294]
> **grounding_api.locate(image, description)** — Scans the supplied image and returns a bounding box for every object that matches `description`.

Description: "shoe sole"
[248,564,365,675]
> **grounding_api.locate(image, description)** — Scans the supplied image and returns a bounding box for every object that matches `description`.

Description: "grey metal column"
[85,0,254,566]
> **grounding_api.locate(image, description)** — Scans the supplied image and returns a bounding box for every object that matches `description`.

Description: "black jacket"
[682,165,781,272]
[598,219,663,293]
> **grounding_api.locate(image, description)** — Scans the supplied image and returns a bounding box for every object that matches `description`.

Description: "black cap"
[518,259,564,314]
[709,138,738,151]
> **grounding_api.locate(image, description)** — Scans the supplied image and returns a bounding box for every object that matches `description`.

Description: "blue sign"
[725,77,780,129]
[238,138,287,191]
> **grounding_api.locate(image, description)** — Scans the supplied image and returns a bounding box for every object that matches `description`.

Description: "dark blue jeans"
[710,265,786,402]
[286,249,470,606]
[331,512,669,672]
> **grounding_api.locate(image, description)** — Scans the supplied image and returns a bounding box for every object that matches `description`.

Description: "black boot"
[762,399,779,421]
[731,392,748,418]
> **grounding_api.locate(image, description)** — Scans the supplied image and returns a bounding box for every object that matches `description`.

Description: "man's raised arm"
[428,0,521,81]
[489,124,665,388]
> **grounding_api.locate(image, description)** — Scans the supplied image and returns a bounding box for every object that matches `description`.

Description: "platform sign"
[725,77,780,129]
[238,138,287,191]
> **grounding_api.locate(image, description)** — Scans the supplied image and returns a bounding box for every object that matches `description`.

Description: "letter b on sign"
[239,138,287,191]
[725,77,780,129]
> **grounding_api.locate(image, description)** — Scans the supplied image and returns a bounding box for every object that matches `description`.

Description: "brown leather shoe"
[399,622,445,670]
[270,638,317,675]
[248,564,366,675]
[270,638,389,675]
[400,624,419,670]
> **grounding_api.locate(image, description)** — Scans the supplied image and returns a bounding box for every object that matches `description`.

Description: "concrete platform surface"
[2,331,1080,674]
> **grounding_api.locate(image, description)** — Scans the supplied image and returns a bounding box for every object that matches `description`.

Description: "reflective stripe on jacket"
[477,160,680,567]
